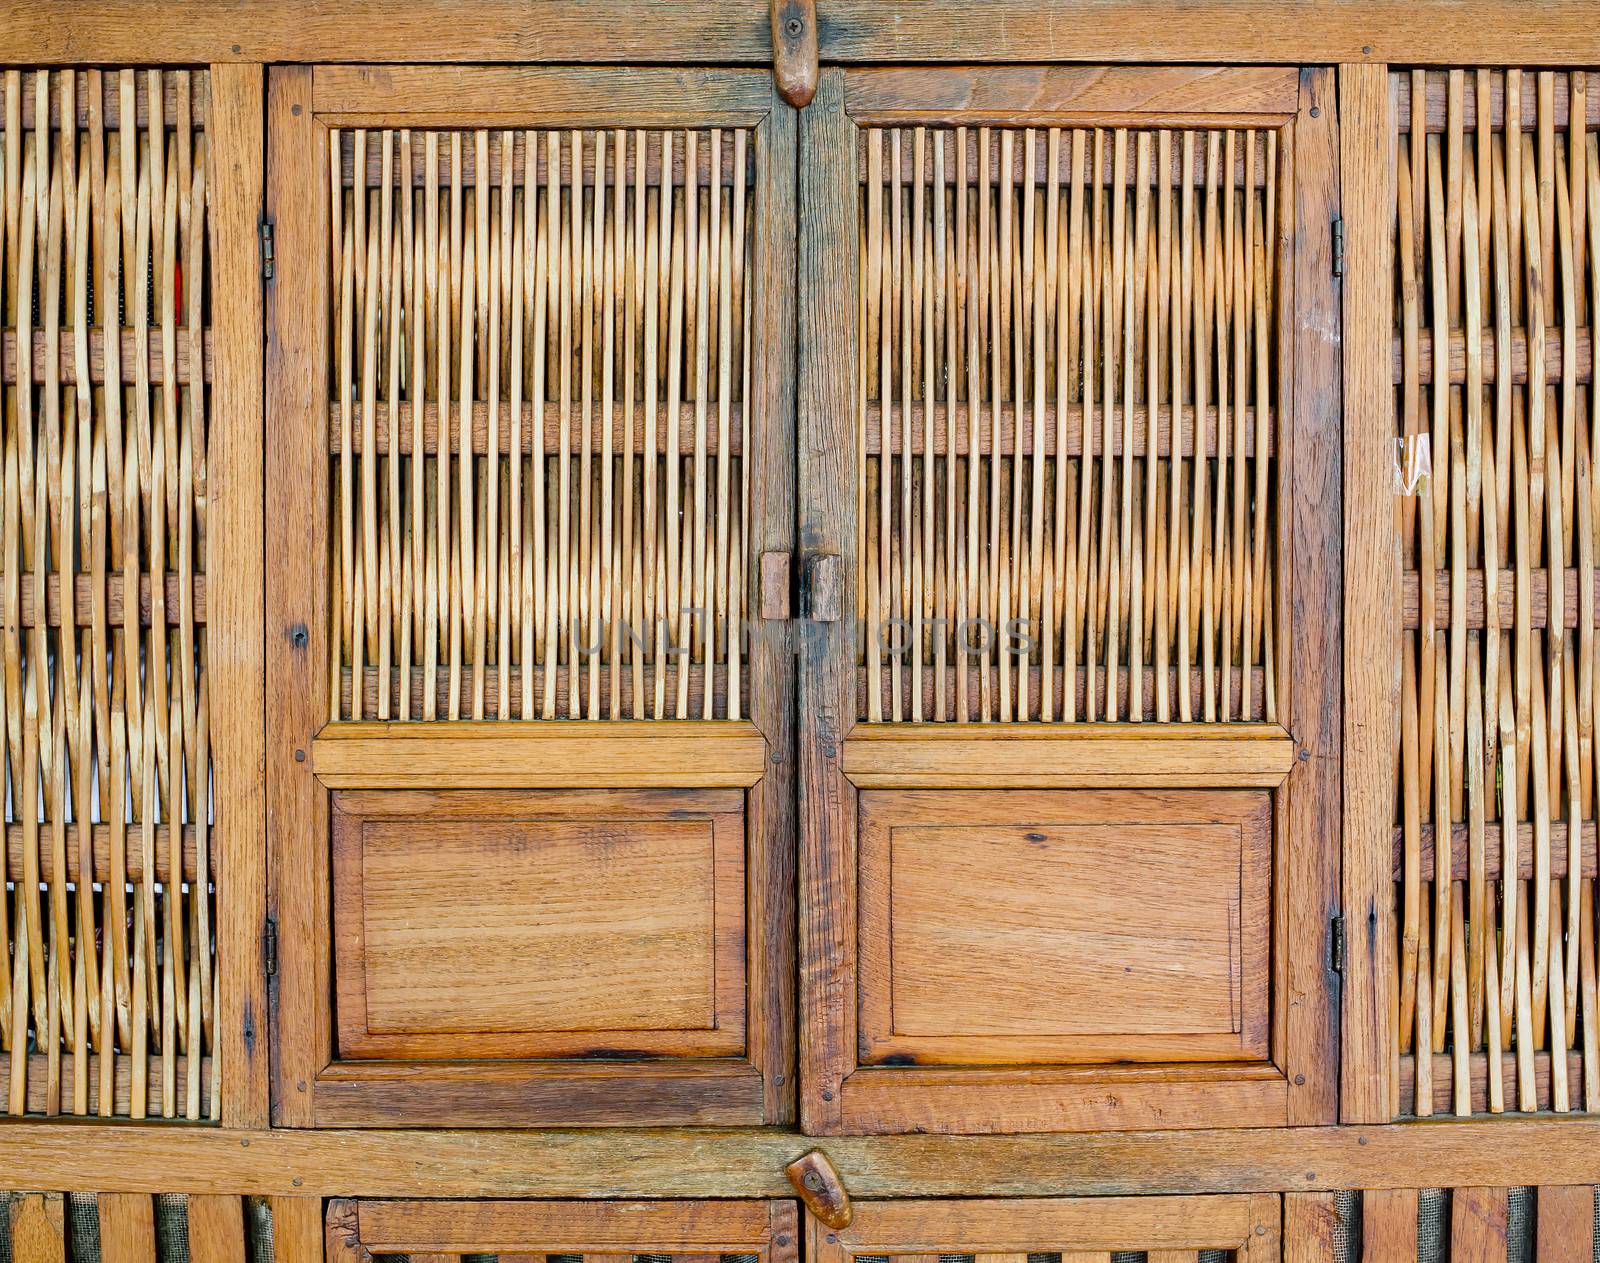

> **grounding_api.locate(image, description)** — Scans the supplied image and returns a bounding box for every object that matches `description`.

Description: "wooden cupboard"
[1,4,1600,1260]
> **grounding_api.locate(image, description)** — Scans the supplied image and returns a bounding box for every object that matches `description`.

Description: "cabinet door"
[796,65,1341,1133]
[264,66,795,1127]
[812,1196,1281,1263]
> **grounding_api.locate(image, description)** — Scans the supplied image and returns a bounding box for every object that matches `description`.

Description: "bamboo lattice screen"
[0,69,215,1120]
[1390,68,1600,1117]
[856,125,1283,723]
[327,127,755,722]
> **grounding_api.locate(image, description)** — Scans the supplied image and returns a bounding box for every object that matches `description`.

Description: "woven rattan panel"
[1389,66,1600,1119]
[326,127,756,722]
[855,125,1281,723]
[0,68,216,1121]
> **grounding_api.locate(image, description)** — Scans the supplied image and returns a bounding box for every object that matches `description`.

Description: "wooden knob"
[770,0,819,108]
[785,1148,852,1229]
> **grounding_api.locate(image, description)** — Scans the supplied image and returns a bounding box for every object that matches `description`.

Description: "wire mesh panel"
[1292,1185,1600,1260]
[0,68,215,1120]
[1389,67,1600,1118]
[0,1192,276,1262]
[325,125,755,722]
[855,123,1283,723]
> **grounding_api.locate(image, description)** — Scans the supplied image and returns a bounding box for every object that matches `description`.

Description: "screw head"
[804,1171,824,1191]
[786,16,804,35]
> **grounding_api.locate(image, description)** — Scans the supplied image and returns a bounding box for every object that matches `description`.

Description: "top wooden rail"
[5,2,1600,68]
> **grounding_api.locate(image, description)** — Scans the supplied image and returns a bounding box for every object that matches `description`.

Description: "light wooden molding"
[310,721,769,789]
[842,723,1298,789]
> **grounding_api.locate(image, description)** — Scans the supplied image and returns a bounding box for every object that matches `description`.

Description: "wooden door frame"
[263,63,797,1127]
[796,63,1342,1135]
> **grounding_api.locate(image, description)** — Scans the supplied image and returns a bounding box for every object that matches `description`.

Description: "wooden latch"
[786,1149,852,1229]
[760,551,792,621]
[800,553,842,622]
[771,0,819,108]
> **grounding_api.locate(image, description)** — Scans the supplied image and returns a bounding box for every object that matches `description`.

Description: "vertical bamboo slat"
[326,129,755,722]
[857,127,1281,723]
[1391,69,1600,1117]
[0,70,214,1121]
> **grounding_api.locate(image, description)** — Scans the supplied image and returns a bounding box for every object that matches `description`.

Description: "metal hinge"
[1331,217,1345,276]
[260,218,276,281]
[1330,913,1346,974]
[264,916,278,978]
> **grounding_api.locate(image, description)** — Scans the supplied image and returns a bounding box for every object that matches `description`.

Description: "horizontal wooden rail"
[6,2,1600,67]
[6,821,205,885]
[2,328,213,385]
[842,722,1295,788]
[1404,567,1599,630]
[313,65,775,126]
[0,1054,212,1120]
[1401,1050,1587,1117]
[14,573,206,626]
[342,664,741,720]
[334,129,759,186]
[311,719,768,788]
[329,401,746,456]
[1391,326,1592,385]
[1395,69,1600,132]
[853,130,1279,188]
[843,64,1300,125]
[860,403,1272,458]
[1394,819,1599,881]
[859,667,1271,724]
[16,70,209,127]
[4,1118,1600,1198]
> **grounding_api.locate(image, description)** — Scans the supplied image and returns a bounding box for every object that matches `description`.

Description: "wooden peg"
[785,1149,852,1229]
[770,0,819,108]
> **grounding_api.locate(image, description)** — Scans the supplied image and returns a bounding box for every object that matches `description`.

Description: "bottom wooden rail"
[1,1120,1600,1199]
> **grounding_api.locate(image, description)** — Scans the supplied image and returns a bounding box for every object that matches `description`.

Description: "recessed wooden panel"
[818,1195,1281,1262]
[332,788,745,1060]
[859,788,1270,1065]
[328,1198,797,1263]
